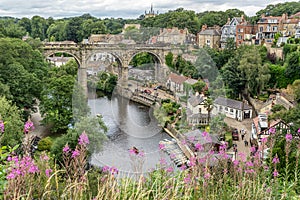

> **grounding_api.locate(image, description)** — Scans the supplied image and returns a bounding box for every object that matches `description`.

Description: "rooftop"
[214,97,252,110]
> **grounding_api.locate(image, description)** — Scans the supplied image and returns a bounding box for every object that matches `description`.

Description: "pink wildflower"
[202,131,208,137]
[204,173,211,180]
[170,153,176,159]
[238,152,246,162]
[166,166,174,173]
[261,137,268,143]
[188,136,195,142]
[71,149,80,158]
[45,169,52,177]
[298,128,300,133]
[24,120,34,133]
[138,151,145,157]
[102,165,109,172]
[272,156,280,164]
[6,173,15,179]
[273,170,279,177]
[233,160,239,167]
[184,174,191,184]
[0,120,4,133]
[63,145,70,152]
[269,127,276,134]
[78,131,89,145]
[188,156,197,167]
[110,166,118,175]
[159,143,165,150]
[250,146,257,153]
[159,158,167,166]
[285,134,292,142]
[40,154,49,161]
[246,161,254,167]
[195,143,203,151]
[180,165,187,171]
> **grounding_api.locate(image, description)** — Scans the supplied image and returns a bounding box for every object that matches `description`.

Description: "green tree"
[291,79,300,103]
[285,51,300,84]
[31,16,47,40]
[204,98,214,124]
[238,46,270,96]
[192,80,206,93]
[0,97,24,147]
[268,64,289,88]
[165,52,174,68]
[51,115,107,162]
[0,63,40,111]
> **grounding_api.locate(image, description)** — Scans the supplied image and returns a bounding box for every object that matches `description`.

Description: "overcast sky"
[0,0,298,19]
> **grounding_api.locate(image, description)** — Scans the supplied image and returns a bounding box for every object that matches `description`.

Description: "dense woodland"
[0,2,300,42]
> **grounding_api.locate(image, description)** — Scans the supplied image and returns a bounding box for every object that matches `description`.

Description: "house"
[220,16,243,48]
[166,73,188,93]
[280,14,299,37]
[256,14,283,44]
[212,97,252,121]
[186,93,209,126]
[251,114,290,142]
[88,34,124,44]
[235,16,257,47]
[156,27,189,45]
[46,56,73,67]
[260,93,295,114]
[295,22,300,38]
[197,25,221,48]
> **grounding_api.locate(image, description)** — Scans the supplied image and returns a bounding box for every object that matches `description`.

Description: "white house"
[166,73,188,93]
[212,97,252,121]
[186,93,209,126]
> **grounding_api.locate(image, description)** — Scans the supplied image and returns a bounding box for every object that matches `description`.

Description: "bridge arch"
[128,50,163,66]
[44,51,81,66]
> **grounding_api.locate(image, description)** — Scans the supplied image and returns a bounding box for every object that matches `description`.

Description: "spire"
[151,4,153,14]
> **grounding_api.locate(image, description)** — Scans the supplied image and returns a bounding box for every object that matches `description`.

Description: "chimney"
[241,15,245,22]
[261,13,265,18]
[227,18,231,24]
[201,24,207,31]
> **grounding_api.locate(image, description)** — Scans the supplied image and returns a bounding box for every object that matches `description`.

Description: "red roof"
[168,73,188,84]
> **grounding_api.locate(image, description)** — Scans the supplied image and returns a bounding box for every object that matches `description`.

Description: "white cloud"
[0,0,297,19]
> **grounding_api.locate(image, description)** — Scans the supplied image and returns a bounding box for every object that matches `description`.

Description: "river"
[88,95,171,175]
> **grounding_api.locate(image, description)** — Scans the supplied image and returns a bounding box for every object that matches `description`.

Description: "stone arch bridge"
[43,41,186,95]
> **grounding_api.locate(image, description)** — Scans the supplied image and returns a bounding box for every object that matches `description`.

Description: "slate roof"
[188,95,205,107]
[184,129,221,145]
[199,29,221,36]
[214,97,252,110]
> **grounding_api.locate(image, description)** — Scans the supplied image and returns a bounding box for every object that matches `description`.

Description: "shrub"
[38,137,53,151]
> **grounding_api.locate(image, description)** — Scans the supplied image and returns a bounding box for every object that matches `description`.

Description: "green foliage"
[0,97,24,147]
[96,72,118,95]
[40,59,88,133]
[0,38,49,110]
[192,80,206,93]
[256,1,300,18]
[292,79,300,103]
[209,114,227,136]
[51,116,107,162]
[165,52,174,68]
[141,8,200,34]
[268,64,289,88]
[271,104,287,113]
[129,52,155,68]
[37,137,53,151]
[285,51,300,84]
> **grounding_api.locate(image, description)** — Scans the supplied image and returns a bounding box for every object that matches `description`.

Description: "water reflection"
[88,96,171,174]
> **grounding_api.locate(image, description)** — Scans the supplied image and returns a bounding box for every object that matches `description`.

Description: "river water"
[88,96,171,175]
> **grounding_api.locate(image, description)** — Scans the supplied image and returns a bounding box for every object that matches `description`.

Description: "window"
[273,26,278,31]
[259,27,263,32]
[219,106,223,111]
[238,28,243,33]
[230,108,234,113]
[199,108,202,113]
[206,39,211,46]
[238,35,243,40]
[225,107,228,111]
